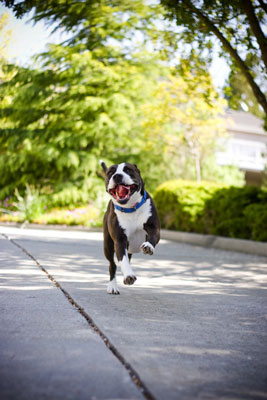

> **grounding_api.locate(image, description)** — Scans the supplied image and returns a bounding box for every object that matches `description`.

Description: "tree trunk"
[241,0,267,72]
[195,155,201,183]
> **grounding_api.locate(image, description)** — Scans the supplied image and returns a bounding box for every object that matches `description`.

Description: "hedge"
[153,180,267,242]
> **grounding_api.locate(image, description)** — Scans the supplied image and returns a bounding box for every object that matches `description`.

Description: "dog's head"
[100,161,144,206]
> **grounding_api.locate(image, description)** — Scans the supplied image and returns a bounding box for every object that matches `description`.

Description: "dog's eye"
[123,166,131,174]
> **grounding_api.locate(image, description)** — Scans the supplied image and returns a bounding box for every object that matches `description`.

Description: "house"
[216,110,267,185]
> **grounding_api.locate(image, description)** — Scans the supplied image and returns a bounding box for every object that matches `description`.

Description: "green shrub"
[201,186,261,239]
[13,185,45,222]
[153,180,267,242]
[153,180,224,232]
[46,177,104,208]
[245,204,267,242]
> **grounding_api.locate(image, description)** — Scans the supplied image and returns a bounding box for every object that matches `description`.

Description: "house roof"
[225,109,266,136]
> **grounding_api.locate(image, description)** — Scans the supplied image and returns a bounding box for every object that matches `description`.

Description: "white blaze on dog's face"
[105,163,144,207]
[107,163,134,191]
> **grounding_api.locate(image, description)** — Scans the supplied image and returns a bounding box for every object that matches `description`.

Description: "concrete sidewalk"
[1,226,267,400]
[0,231,145,400]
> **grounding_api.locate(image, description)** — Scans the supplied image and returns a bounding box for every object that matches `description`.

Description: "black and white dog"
[101,161,160,294]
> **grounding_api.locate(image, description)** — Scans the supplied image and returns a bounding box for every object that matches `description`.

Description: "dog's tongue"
[117,185,129,199]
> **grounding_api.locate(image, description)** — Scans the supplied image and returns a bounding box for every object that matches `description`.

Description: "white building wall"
[217,137,267,171]
[216,110,267,173]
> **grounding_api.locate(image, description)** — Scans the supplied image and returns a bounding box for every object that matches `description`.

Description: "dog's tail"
[100,160,108,173]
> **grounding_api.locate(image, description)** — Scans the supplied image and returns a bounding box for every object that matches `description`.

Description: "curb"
[0,221,102,232]
[0,222,266,258]
[161,229,267,258]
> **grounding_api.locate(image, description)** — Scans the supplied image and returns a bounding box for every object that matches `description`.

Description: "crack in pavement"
[2,233,156,400]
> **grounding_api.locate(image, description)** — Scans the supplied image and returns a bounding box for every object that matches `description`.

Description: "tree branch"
[258,0,267,14]
[184,0,267,116]
[241,0,267,71]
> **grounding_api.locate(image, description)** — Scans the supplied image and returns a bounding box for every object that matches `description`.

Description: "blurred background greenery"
[0,1,266,240]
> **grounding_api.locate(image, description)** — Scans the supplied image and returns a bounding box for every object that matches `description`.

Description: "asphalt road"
[0,226,267,400]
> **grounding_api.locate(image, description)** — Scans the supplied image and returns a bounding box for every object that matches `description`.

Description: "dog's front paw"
[107,279,120,295]
[123,275,137,285]
[141,241,154,255]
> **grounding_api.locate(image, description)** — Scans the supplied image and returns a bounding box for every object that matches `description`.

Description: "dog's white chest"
[115,199,152,254]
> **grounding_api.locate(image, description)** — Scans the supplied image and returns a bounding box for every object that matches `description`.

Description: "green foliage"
[201,158,245,187]
[0,43,162,200]
[1,0,173,57]
[0,0,171,201]
[153,180,223,232]
[0,0,241,204]
[0,42,228,200]
[202,186,262,239]
[244,204,267,242]
[0,12,12,63]
[141,70,228,184]
[224,67,266,119]
[154,180,267,242]
[160,0,267,121]
[0,200,102,227]
[13,184,44,222]
[36,205,102,227]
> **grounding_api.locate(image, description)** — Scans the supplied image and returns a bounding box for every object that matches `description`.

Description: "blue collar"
[114,191,147,213]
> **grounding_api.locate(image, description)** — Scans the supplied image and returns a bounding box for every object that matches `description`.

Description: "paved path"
[0,226,267,400]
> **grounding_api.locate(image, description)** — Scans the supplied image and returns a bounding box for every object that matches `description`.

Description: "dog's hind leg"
[105,253,120,295]
[104,222,120,294]
[107,260,119,295]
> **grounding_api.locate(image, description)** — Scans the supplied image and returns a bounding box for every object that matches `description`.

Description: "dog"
[101,161,160,294]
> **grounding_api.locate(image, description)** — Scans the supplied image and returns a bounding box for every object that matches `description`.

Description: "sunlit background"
[0,1,266,241]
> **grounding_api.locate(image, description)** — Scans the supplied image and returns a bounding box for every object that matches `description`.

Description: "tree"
[0,0,237,202]
[0,0,172,53]
[0,12,12,75]
[142,66,227,183]
[0,41,162,201]
[0,0,173,202]
[160,0,267,124]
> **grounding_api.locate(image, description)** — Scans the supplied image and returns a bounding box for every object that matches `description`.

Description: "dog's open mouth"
[109,184,137,202]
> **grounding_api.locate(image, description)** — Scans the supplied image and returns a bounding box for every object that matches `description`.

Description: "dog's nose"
[113,174,123,184]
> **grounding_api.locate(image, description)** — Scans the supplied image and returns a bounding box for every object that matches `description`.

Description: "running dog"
[101,161,160,294]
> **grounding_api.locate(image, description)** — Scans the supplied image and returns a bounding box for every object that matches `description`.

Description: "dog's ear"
[133,164,145,194]
[133,164,141,175]
[100,160,108,174]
